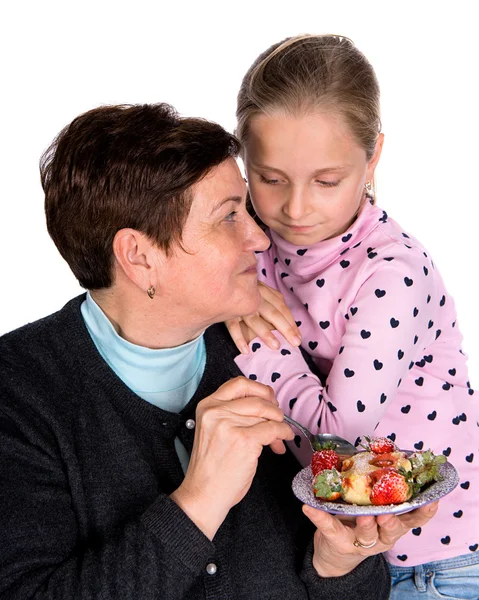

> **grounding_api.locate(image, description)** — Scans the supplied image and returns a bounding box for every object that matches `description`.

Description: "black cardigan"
[0,295,390,599]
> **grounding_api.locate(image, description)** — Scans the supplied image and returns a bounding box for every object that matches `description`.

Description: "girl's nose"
[282,188,309,221]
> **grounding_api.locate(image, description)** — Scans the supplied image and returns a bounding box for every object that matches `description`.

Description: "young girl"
[230,34,479,599]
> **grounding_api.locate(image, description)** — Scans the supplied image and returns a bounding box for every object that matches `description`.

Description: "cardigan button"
[185,419,196,430]
[206,563,217,575]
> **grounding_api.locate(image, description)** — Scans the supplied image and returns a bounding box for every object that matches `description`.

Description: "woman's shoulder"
[0,295,85,382]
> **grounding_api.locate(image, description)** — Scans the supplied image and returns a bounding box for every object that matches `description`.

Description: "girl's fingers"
[257,283,301,340]
[225,283,301,352]
[241,313,281,349]
[245,308,301,348]
[225,318,250,354]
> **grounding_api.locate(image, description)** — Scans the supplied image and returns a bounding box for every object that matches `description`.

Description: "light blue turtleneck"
[81,292,206,470]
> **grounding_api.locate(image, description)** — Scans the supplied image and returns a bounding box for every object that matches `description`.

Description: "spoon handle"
[283,414,315,452]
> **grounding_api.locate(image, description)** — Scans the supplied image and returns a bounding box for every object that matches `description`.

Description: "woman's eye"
[259,174,280,185]
[225,210,238,221]
[317,180,340,187]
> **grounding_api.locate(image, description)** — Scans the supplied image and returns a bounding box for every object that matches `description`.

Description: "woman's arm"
[0,377,293,599]
[0,407,214,599]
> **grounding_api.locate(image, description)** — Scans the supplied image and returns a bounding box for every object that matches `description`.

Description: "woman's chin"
[231,290,261,322]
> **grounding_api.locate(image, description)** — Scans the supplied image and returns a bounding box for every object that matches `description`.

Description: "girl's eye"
[317,180,340,187]
[225,210,238,221]
[259,174,280,185]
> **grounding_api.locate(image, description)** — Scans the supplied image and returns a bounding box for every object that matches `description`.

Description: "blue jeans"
[388,553,479,599]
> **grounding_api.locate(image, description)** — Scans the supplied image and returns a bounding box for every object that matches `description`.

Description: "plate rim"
[292,457,460,516]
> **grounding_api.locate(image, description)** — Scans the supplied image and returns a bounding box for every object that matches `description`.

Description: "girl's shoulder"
[365,204,430,262]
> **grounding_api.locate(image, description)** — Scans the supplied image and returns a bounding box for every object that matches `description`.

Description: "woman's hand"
[170,377,294,540]
[303,501,439,578]
[226,282,301,354]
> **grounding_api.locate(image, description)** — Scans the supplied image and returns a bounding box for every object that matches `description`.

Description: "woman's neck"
[90,288,206,350]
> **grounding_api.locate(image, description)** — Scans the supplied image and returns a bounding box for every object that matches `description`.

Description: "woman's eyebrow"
[209,196,243,216]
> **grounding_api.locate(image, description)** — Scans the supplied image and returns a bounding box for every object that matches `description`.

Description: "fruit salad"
[311,436,446,506]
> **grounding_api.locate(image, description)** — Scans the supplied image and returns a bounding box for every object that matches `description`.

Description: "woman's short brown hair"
[41,103,240,289]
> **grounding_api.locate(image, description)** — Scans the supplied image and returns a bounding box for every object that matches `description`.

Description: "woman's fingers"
[374,516,406,547]
[199,377,294,441]
[213,376,277,404]
[303,507,372,577]
[393,501,439,529]
[302,505,338,533]
[303,500,439,579]
[371,502,439,548]
[353,516,379,548]
[222,396,285,422]
[246,419,295,449]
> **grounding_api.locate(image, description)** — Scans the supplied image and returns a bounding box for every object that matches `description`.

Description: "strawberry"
[311,442,341,477]
[363,435,397,454]
[370,468,412,505]
[313,468,343,500]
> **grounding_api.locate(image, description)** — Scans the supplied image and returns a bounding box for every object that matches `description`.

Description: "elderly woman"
[0,103,436,599]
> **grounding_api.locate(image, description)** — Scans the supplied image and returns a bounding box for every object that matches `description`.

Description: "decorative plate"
[292,460,459,516]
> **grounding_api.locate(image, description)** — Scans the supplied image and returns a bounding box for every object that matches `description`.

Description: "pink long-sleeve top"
[236,200,479,567]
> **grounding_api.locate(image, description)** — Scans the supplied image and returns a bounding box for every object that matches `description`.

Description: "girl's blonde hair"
[236,34,381,160]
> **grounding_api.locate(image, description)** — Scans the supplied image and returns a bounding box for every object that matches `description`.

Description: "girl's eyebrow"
[311,165,352,176]
[249,162,288,175]
[250,162,351,176]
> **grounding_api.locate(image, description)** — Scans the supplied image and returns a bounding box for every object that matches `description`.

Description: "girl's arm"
[236,255,442,455]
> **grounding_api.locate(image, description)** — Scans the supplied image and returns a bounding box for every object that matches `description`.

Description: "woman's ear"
[112,228,161,292]
[366,133,384,181]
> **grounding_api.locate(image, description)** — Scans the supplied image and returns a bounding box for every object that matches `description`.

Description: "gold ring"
[353,538,378,549]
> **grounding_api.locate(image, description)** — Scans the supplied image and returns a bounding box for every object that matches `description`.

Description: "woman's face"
[157,158,269,330]
[244,111,382,246]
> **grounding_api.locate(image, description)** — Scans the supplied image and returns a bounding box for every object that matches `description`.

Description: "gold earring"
[147,285,156,299]
[365,181,374,197]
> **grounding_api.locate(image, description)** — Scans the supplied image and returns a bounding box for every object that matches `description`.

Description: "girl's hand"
[226,282,301,354]
[303,501,439,578]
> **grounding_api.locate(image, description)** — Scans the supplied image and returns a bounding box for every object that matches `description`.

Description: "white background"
[1,0,478,382]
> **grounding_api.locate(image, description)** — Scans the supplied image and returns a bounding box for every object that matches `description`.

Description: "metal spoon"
[283,414,357,456]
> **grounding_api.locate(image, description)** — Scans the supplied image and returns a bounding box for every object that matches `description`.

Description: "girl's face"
[244,111,383,246]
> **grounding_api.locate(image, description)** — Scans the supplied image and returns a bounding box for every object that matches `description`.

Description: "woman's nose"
[245,216,270,252]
